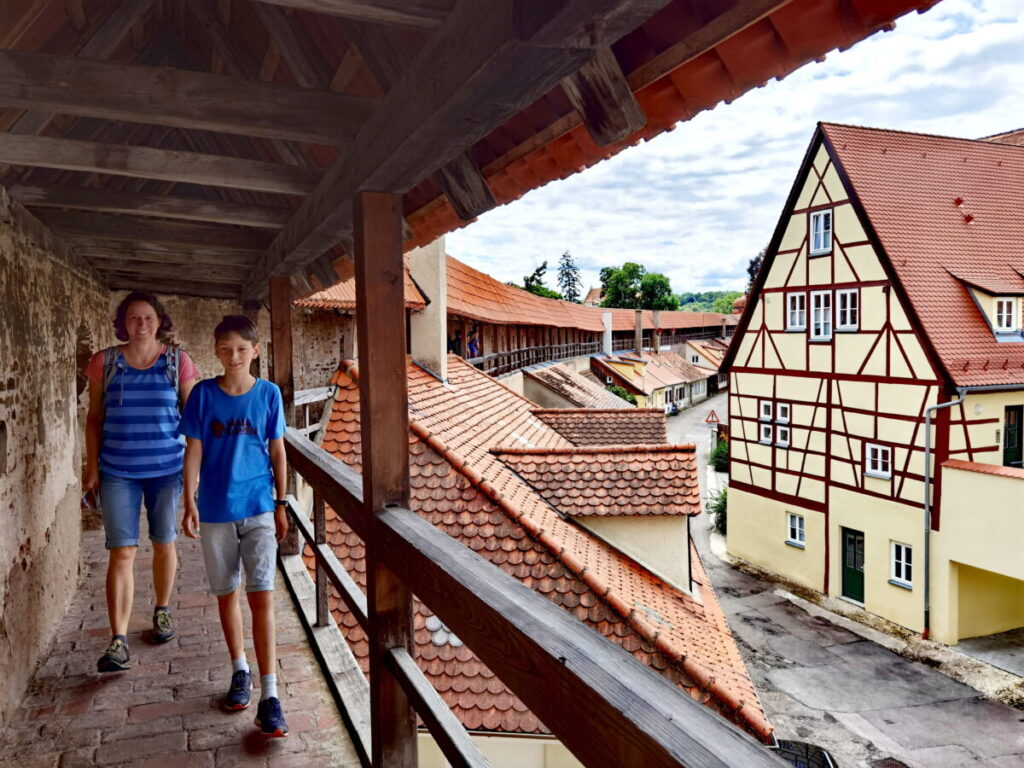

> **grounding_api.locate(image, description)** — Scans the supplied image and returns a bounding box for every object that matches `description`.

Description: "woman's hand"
[182,500,201,539]
[82,465,99,493]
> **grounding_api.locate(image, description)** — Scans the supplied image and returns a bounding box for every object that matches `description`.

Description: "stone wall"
[0,190,114,725]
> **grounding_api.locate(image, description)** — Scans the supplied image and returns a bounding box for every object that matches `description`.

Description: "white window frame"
[776,402,791,423]
[786,513,805,546]
[995,298,1017,332]
[759,400,773,421]
[759,423,773,444]
[891,542,913,587]
[693,379,706,396]
[690,354,700,364]
[865,443,892,479]
[811,290,833,341]
[786,292,806,331]
[775,424,791,448]
[836,289,859,331]
[810,209,832,255]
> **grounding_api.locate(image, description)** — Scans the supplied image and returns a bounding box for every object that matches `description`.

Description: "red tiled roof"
[294,267,426,310]
[594,350,711,396]
[942,459,1024,481]
[983,128,1024,147]
[313,355,772,741]
[583,287,603,305]
[524,362,633,410]
[821,123,1024,387]
[492,445,701,518]
[531,408,667,445]
[686,339,725,369]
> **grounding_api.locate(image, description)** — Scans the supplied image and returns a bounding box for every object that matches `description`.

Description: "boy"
[178,315,289,737]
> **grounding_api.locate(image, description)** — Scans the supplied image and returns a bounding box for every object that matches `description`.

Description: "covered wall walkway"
[0,525,360,768]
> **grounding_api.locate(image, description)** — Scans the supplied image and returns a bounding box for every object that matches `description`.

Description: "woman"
[82,292,200,672]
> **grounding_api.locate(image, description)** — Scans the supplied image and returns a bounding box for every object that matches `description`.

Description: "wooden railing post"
[313,491,329,628]
[354,191,417,768]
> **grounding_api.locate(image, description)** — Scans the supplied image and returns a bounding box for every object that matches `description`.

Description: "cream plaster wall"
[952,390,1024,464]
[418,732,582,768]
[576,515,690,592]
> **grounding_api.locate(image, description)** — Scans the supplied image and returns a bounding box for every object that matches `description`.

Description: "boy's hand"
[275,508,289,542]
[182,502,201,539]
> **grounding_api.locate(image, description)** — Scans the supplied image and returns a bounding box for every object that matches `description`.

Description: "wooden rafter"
[252,2,334,88]
[7,183,291,228]
[245,0,675,298]
[0,50,375,146]
[562,45,646,147]
[250,0,452,29]
[0,133,320,194]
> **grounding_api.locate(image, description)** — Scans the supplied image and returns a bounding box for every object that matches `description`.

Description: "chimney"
[634,309,643,354]
[408,237,447,381]
[652,310,660,354]
[720,318,727,340]
[602,310,612,356]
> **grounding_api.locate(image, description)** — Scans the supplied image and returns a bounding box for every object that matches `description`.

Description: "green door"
[842,528,865,603]
[1004,406,1023,468]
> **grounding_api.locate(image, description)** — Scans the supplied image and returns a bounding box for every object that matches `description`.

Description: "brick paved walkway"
[0,527,361,768]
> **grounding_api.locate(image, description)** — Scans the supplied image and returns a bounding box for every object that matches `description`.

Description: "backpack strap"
[165,345,182,404]
[102,347,120,395]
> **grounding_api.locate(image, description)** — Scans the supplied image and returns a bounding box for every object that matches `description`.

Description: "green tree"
[600,262,646,308]
[746,248,766,292]
[556,251,582,303]
[521,261,562,299]
[711,291,743,314]
[639,273,680,310]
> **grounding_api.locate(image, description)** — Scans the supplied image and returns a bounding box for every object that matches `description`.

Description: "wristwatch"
[275,499,288,507]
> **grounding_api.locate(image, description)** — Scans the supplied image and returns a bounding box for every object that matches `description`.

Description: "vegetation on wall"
[605,384,637,405]
[709,488,728,536]
[710,440,729,472]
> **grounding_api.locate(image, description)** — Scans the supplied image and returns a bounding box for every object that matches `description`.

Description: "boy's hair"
[113,291,173,342]
[214,315,259,344]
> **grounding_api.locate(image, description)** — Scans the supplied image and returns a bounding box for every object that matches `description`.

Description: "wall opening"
[0,420,7,475]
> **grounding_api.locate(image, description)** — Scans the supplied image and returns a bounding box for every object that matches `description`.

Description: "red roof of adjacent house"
[524,362,633,410]
[686,339,726,369]
[531,408,666,445]
[583,287,603,305]
[983,128,1024,147]
[820,123,1024,388]
[294,265,426,310]
[594,350,711,396]
[313,355,772,741]
[492,445,701,518]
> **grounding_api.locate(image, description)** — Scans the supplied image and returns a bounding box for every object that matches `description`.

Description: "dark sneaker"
[97,637,130,673]
[223,670,253,711]
[254,697,288,737]
[152,607,175,644]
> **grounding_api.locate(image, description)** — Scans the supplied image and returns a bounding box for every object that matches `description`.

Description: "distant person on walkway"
[83,291,200,673]
[467,330,480,358]
[449,328,463,356]
[179,315,290,737]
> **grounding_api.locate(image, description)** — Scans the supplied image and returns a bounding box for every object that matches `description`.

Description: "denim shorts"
[99,472,182,549]
[199,513,277,596]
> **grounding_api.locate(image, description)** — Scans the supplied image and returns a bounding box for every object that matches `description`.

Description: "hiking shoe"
[97,637,130,673]
[223,670,253,711]
[152,607,175,644]
[254,697,288,737]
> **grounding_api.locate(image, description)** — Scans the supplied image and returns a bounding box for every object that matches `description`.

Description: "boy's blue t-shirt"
[178,377,285,523]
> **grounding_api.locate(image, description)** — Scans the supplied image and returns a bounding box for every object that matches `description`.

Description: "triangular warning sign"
[705,410,719,424]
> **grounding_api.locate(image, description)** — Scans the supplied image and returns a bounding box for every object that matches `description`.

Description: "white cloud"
[446,0,1024,295]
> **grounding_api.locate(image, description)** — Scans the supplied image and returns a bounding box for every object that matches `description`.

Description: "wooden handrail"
[284,429,787,768]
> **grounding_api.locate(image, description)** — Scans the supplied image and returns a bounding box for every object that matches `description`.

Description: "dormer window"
[995,298,1017,333]
[810,210,832,255]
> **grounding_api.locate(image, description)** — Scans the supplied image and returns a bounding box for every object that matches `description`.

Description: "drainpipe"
[922,387,966,640]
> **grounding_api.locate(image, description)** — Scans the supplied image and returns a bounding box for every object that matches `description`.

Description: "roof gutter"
[922,387,967,640]
[953,382,1024,393]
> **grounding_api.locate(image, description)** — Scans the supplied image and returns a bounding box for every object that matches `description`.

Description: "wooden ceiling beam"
[343,19,495,221]
[245,0,676,297]
[0,50,375,146]
[0,133,320,194]
[79,247,259,269]
[250,0,452,29]
[96,264,247,286]
[36,210,273,252]
[105,276,241,299]
[562,45,646,147]
[252,2,334,88]
[7,183,291,228]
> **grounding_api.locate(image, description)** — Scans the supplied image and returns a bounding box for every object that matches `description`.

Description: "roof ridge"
[821,121,1024,151]
[530,407,663,415]
[491,444,696,456]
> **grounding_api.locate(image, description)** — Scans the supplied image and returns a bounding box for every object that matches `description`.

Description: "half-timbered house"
[722,123,1024,645]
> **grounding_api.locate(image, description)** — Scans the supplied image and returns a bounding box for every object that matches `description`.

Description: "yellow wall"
[955,563,1024,640]
[418,733,582,768]
[726,488,825,593]
[578,516,690,592]
[952,390,1024,465]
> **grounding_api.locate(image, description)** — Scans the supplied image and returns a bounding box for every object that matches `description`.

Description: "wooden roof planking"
[0,0,939,301]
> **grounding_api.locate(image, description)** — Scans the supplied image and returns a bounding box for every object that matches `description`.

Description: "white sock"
[260,673,278,701]
[232,656,249,674]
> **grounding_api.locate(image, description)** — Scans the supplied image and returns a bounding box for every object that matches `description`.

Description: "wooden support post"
[269,274,299,555]
[243,299,262,378]
[314,491,329,627]
[354,191,416,768]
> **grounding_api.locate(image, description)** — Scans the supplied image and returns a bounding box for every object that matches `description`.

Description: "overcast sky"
[445,0,1024,297]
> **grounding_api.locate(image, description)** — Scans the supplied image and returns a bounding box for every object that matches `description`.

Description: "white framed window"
[776,402,791,423]
[995,298,1017,332]
[865,443,892,479]
[836,289,859,330]
[759,423,773,444]
[810,210,832,255]
[891,542,912,586]
[775,424,791,447]
[811,291,832,340]
[759,400,773,421]
[693,379,706,396]
[786,292,806,331]
[786,513,805,546]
